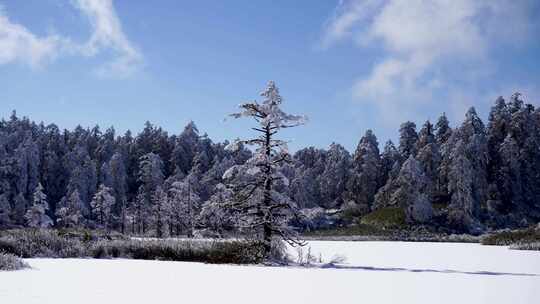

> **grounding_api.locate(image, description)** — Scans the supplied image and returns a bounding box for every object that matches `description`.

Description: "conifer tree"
[393,157,433,223]
[345,130,380,214]
[56,190,84,228]
[91,184,116,229]
[198,183,235,236]
[379,140,400,189]
[151,186,169,238]
[318,143,350,208]
[435,113,452,145]
[25,183,53,228]
[223,81,307,258]
[416,121,441,199]
[168,180,200,237]
[0,194,11,227]
[399,121,418,159]
[497,135,521,214]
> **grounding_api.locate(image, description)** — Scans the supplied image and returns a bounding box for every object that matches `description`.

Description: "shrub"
[89,239,264,264]
[510,242,540,251]
[303,224,389,237]
[207,240,265,264]
[360,207,407,229]
[57,228,128,242]
[0,229,86,258]
[296,208,337,231]
[0,252,29,271]
[481,227,540,246]
[0,229,271,264]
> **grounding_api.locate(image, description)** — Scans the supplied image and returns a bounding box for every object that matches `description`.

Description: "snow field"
[1,241,538,304]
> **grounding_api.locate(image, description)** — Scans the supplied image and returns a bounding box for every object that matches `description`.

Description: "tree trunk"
[121,203,126,234]
[188,183,193,238]
[262,124,273,258]
[157,204,162,238]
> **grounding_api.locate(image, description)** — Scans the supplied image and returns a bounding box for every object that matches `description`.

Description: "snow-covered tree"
[345,130,380,214]
[487,97,510,156]
[107,152,128,231]
[506,93,540,220]
[198,183,235,236]
[137,152,164,231]
[416,120,435,151]
[95,127,116,166]
[440,107,489,232]
[379,140,400,188]
[130,186,151,234]
[485,97,512,221]
[496,135,521,214]
[0,194,11,227]
[11,194,28,226]
[171,121,200,175]
[168,179,201,237]
[223,81,307,257]
[25,183,53,228]
[90,184,115,229]
[150,186,169,238]
[138,152,165,196]
[185,164,206,202]
[463,108,489,212]
[41,124,69,205]
[290,147,325,209]
[416,121,441,198]
[435,113,452,145]
[64,145,97,215]
[508,92,524,114]
[318,143,350,208]
[200,156,235,198]
[290,167,320,209]
[399,121,418,159]
[15,134,41,200]
[56,190,84,228]
[447,139,477,231]
[390,156,432,223]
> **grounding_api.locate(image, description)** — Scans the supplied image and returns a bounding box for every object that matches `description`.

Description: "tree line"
[1,92,539,235]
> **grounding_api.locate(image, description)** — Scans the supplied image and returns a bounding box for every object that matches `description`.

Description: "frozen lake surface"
[1,241,539,304]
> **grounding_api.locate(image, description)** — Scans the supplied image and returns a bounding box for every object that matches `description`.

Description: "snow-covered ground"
[1,241,538,304]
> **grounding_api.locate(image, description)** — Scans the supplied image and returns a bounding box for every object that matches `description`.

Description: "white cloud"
[320,0,382,48]
[0,8,65,67]
[322,0,537,123]
[73,0,142,77]
[0,0,141,77]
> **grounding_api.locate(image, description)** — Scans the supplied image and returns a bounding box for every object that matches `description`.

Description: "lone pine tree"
[223,81,307,258]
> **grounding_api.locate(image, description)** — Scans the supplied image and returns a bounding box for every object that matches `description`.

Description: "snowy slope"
[1,241,538,304]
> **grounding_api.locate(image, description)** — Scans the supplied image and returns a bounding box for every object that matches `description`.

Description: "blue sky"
[1,0,539,151]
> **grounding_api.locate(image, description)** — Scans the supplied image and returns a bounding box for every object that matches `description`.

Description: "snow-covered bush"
[0,252,29,271]
[89,239,265,264]
[481,227,540,246]
[510,242,540,251]
[0,229,266,264]
[360,207,407,229]
[407,194,433,223]
[0,229,86,258]
[295,246,318,266]
[294,208,336,231]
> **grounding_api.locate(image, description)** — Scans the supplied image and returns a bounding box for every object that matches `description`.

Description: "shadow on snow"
[320,264,539,277]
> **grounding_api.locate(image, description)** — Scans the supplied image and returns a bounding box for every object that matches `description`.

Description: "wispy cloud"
[73,0,142,77]
[0,7,65,67]
[320,0,382,49]
[321,0,537,122]
[0,0,142,77]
